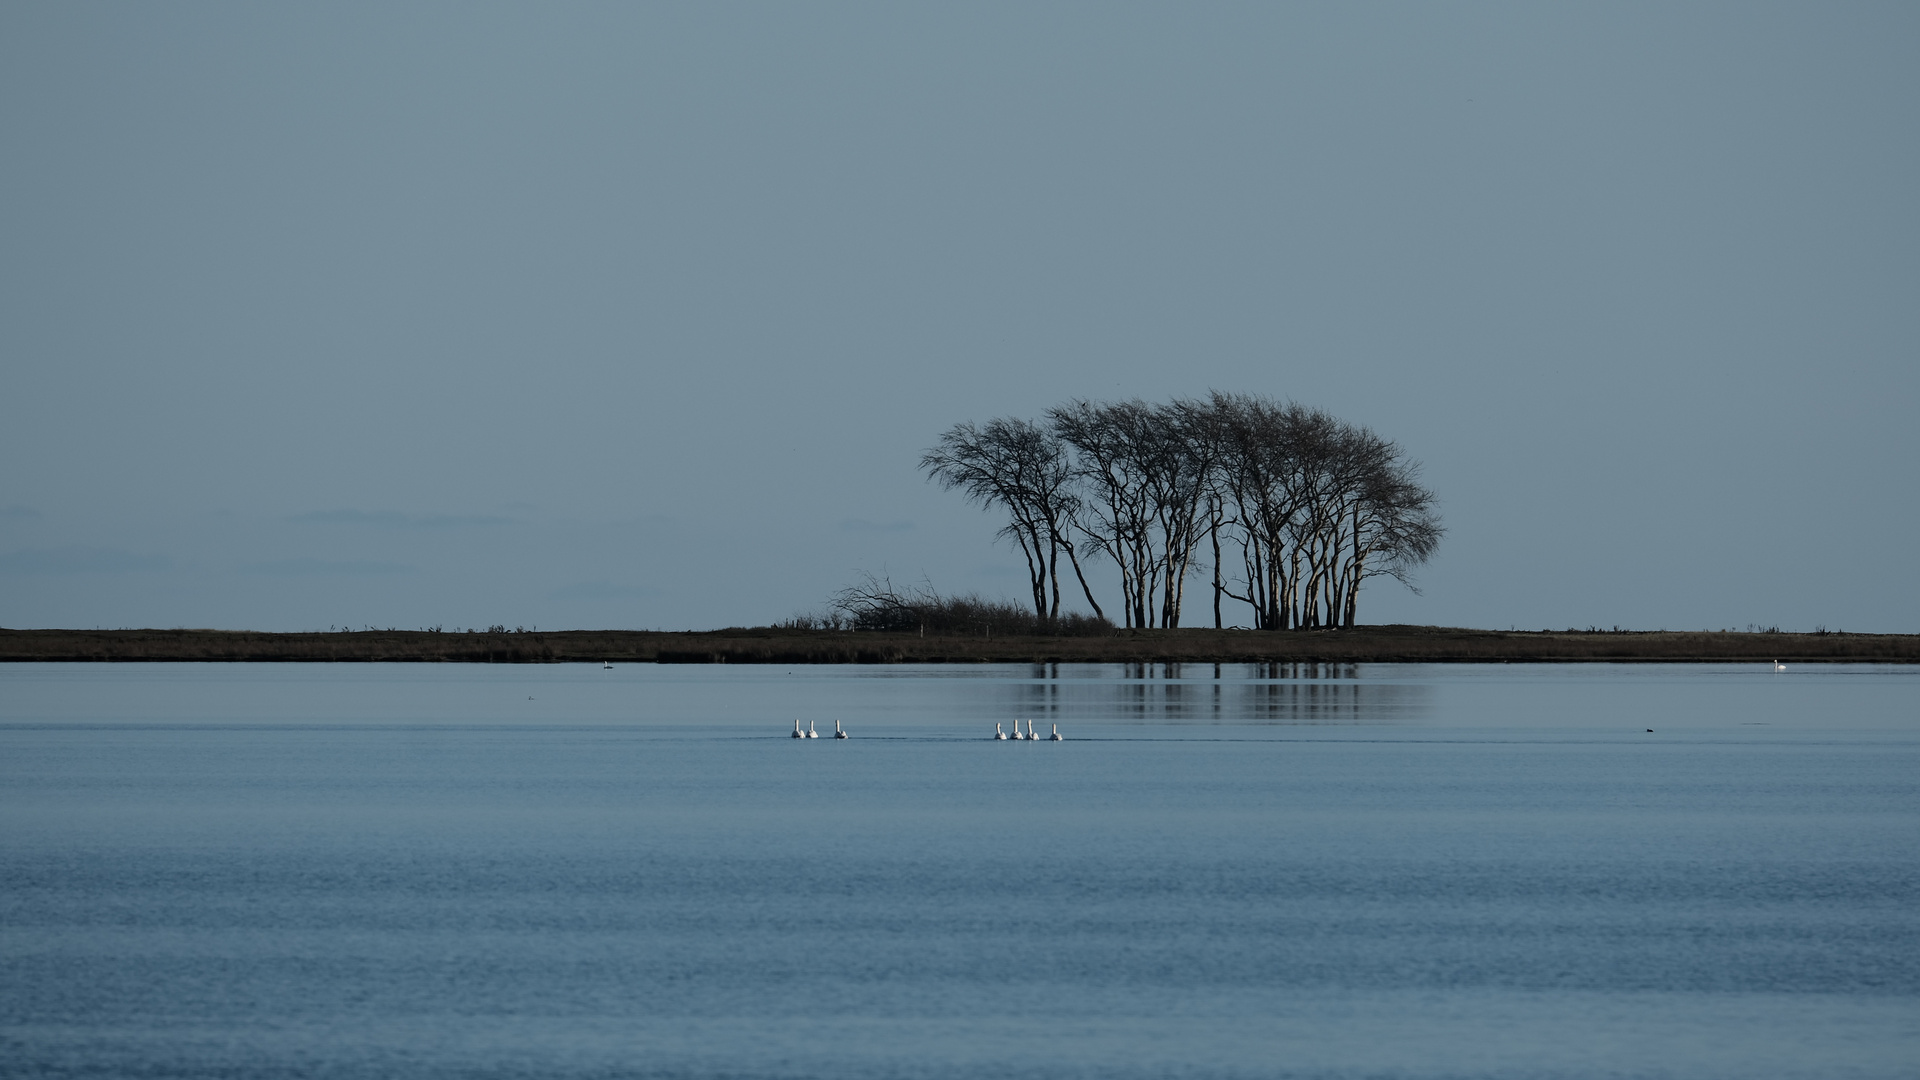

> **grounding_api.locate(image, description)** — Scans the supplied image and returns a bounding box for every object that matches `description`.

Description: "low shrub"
[827,574,1113,637]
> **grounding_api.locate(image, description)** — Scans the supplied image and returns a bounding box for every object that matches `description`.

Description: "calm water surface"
[2,662,1916,1079]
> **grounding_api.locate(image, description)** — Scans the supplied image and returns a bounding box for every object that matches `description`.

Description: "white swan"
[1026,719,1039,741]
[834,719,848,739]
[1010,720,1026,741]
[1049,723,1062,741]
[806,720,819,738]
[791,719,804,739]
[1773,659,1786,672]
[994,722,1007,741]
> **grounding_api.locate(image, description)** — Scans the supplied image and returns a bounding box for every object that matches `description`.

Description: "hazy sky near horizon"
[3,3,1916,633]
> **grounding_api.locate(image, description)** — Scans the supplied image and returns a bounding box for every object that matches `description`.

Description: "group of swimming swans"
[787,718,1062,741]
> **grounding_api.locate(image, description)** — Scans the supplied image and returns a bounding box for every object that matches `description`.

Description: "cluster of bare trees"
[920,393,1442,630]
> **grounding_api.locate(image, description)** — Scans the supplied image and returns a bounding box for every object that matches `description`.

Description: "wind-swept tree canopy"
[920,417,1103,624]
[922,394,1443,629]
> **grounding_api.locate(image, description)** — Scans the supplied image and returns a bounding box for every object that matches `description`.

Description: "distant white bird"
[1049,723,1062,742]
[1026,719,1039,741]
[994,722,1007,741]
[603,661,613,670]
[834,719,848,739]
[1010,720,1026,741]
[791,719,804,739]
[807,720,819,738]
[1773,659,1786,672]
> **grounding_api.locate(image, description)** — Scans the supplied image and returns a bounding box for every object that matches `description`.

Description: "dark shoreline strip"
[1,627,1915,664]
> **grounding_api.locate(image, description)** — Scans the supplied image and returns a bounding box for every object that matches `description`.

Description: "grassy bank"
[2,625,1915,664]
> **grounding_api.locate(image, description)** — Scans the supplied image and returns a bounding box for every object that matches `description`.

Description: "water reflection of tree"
[999,663,1431,726]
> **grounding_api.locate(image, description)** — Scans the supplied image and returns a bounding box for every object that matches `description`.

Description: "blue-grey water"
[2,661,1916,1079]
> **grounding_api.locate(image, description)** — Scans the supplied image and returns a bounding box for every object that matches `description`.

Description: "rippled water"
[2,662,1916,1078]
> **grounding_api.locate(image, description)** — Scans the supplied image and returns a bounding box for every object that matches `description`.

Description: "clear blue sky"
[2,3,1915,633]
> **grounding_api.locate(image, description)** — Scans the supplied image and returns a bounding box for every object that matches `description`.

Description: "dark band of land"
[2,626,1915,664]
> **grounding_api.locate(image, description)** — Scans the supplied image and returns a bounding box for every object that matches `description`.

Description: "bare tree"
[1045,400,1220,628]
[1336,445,1442,626]
[920,418,1103,623]
[1205,393,1312,629]
[1195,394,1440,629]
[1150,399,1220,628]
[1049,400,1161,628]
[1287,410,1371,628]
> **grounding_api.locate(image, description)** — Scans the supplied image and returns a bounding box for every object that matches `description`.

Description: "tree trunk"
[1047,539,1062,623]
[1060,540,1107,622]
[1210,514,1223,629]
